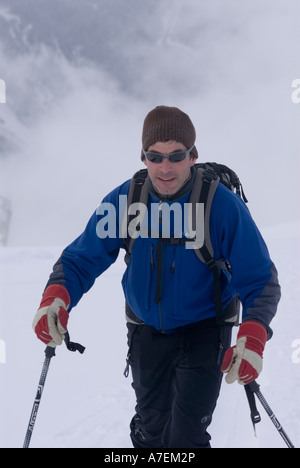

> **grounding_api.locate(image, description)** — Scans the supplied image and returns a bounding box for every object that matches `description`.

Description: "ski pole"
[245,380,295,448]
[23,332,85,448]
[23,345,56,448]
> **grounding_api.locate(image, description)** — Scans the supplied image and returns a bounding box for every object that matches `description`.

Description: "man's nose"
[159,157,173,171]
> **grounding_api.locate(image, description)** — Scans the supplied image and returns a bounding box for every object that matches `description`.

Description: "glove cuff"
[40,284,70,310]
[237,321,267,349]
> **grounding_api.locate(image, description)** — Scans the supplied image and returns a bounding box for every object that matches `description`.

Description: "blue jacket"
[47,176,280,336]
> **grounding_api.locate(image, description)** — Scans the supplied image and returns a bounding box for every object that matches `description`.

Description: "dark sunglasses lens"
[146,153,163,163]
[145,151,187,163]
[168,152,187,162]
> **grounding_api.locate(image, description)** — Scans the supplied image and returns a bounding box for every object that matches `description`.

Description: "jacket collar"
[146,166,196,201]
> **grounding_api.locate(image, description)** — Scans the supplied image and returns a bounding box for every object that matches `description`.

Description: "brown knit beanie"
[141,106,198,160]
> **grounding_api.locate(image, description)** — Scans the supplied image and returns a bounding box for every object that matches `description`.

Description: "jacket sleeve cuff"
[238,320,268,348]
[40,284,71,310]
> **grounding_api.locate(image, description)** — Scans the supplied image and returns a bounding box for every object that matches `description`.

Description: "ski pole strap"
[256,393,295,448]
[64,331,85,354]
[244,381,261,432]
[245,380,295,448]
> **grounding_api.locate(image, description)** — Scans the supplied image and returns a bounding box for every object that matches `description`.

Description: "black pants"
[127,319,232,448]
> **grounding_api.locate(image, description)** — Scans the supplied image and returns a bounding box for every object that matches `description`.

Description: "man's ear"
[189,155,197,167]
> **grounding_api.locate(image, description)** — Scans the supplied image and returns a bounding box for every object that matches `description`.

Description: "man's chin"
[154,178,178,196]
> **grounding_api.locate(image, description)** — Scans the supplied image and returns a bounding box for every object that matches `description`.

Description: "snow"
[0,0,299,449]
[0,221,299,448]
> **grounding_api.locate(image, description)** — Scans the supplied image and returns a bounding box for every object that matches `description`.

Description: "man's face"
[143,141,196,196]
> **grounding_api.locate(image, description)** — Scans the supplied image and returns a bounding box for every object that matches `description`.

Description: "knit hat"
[141,106,198,160]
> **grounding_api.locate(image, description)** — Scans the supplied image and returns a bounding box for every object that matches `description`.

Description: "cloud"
[0,0,299,245]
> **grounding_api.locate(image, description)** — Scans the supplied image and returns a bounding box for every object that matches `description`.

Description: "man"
[32,106,281,448]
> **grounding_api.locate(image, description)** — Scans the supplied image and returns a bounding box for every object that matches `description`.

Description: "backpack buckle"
[202,169,218,184]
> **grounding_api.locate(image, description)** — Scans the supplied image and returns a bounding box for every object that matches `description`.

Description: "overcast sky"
[0,0,299,246]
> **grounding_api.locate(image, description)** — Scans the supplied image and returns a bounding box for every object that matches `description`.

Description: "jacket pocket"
[122,240,154,312]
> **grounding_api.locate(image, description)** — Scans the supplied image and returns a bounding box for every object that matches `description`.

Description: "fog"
[0,0,299,247]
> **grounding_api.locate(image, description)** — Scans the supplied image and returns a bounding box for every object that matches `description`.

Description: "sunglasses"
[142,145,194,164]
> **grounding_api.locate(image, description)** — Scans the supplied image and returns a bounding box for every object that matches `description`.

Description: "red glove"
[221,321,267,385]
[32,284,70,347]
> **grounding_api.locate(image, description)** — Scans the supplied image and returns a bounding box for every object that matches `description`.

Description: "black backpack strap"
[189,166,220,263]
[122,169,149,263]
[190,166,230,326]
[199,246,225,325]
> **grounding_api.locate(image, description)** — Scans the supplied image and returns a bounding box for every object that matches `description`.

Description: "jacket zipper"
[156,200,165,333]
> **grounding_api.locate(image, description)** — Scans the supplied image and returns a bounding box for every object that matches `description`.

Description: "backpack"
[123,162,248,327]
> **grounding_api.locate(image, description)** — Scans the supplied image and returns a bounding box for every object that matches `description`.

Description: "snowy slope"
[0,221,299,448]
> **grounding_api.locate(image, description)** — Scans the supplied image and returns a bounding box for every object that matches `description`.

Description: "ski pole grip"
[247,380,260,393]
[45,346,56,358]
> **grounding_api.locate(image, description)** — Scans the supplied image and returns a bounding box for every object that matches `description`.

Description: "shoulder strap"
[188,165,220,263]
[122,169,149,262]
[189,166,228,325]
